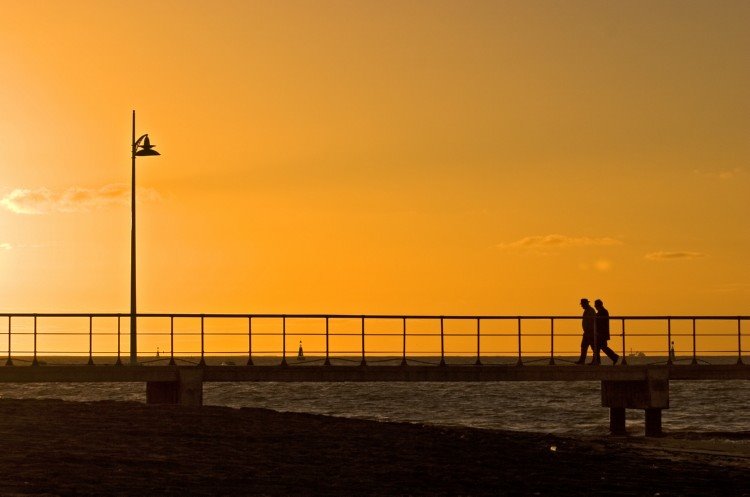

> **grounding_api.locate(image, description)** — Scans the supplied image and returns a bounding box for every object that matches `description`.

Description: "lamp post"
[130,110,160,365]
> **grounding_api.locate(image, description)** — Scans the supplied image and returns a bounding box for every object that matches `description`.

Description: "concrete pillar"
[146,368,204,406]
[645,408,662,437]
[601,367,669,437]
[609,407,626,435]
[177,368,203,406]
[146,381,179,404]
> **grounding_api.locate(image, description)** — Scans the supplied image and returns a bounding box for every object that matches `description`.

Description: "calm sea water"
[0,380,747,436]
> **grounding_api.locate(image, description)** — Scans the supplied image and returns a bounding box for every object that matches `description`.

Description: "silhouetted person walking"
[593,299,619,365]
[575,298,596,364]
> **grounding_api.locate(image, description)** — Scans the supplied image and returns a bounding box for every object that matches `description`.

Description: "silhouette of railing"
[0,313,746,367]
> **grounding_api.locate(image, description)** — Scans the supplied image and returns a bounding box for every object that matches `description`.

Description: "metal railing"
[0,313,746,366]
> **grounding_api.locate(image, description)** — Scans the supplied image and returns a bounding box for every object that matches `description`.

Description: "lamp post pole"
[130,110,138,365]
[130,110,159,366]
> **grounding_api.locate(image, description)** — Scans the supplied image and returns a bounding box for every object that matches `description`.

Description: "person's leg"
[575,336,589,364]
[590,339,602,364]
[602,342,619,363]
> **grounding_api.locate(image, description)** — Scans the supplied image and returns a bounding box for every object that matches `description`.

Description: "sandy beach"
[0,398,748,496]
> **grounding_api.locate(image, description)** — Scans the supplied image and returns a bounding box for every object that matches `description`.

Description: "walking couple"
[576,298,619,365]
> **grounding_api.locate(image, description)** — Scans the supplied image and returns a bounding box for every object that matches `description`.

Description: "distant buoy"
[297,340,304,360]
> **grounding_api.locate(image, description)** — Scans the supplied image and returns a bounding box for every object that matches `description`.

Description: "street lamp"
[130,110,160,365]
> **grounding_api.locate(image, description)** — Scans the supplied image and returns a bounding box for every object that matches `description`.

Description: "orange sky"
[1,0,749,317]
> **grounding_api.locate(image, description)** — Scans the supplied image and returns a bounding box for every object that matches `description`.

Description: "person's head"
[594,299,604,309]
[580,298,590,308]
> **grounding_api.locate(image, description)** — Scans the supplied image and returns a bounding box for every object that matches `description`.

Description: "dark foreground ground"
[0,399,748,496]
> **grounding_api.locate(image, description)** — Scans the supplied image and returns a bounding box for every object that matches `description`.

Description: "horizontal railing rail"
[0,313,746,367]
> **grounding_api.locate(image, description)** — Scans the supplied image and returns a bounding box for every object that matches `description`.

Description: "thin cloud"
[1,184,161,215]
[693,167,744,181]
[645,251,707,261]
[498,234,623,251]
[0,243,11,250]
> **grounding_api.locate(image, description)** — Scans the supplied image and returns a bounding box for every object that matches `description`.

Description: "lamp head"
[135,135,160,156]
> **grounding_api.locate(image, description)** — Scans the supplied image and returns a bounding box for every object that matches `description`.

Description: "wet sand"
[0,399,748,496]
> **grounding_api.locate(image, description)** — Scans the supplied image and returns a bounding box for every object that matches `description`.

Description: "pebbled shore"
[0,398,747,496]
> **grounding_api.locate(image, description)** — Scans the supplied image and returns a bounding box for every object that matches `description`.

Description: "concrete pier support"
[645,408,662,437]
[609,407,626,436]
[146,380,178,404]
[146,368,204,406]
[602,368,669,437]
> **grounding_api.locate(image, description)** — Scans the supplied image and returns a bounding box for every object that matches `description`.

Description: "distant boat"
[628,349,646,358]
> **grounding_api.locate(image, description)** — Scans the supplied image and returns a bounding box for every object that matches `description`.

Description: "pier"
[0,313,748,436]
[1,363,748,436]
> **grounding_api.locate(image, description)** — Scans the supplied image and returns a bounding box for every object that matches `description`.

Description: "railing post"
[31,314,38,366]
[549,318,555,365]
[246,316,254,366]
[666,318,672,365]
[738,318,744,366]
[515,317,523,366]
[475,318,482,366]
[198,315,206,366]
[620,318,627,366]
[359,316,366,367]
[5,316,12,366]
[280,316,288,367]
[401,317,408,366]
[87,315,95,365]
[324,317,331,366]
[691,318,698,365]
[115,316,123,366]
[439,317,446,367]
[169,316,177,366]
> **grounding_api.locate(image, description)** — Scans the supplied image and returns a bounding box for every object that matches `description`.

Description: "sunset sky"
[1,0,748,318]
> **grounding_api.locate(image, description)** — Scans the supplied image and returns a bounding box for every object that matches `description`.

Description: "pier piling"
[146,368,204,407]
[601,368,668,437]
[609,407,626,436]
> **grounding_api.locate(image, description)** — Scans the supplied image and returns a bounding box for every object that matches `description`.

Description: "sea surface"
[0,380,748,437]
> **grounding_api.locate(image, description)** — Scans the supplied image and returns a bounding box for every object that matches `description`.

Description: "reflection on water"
[0,380,748,435]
